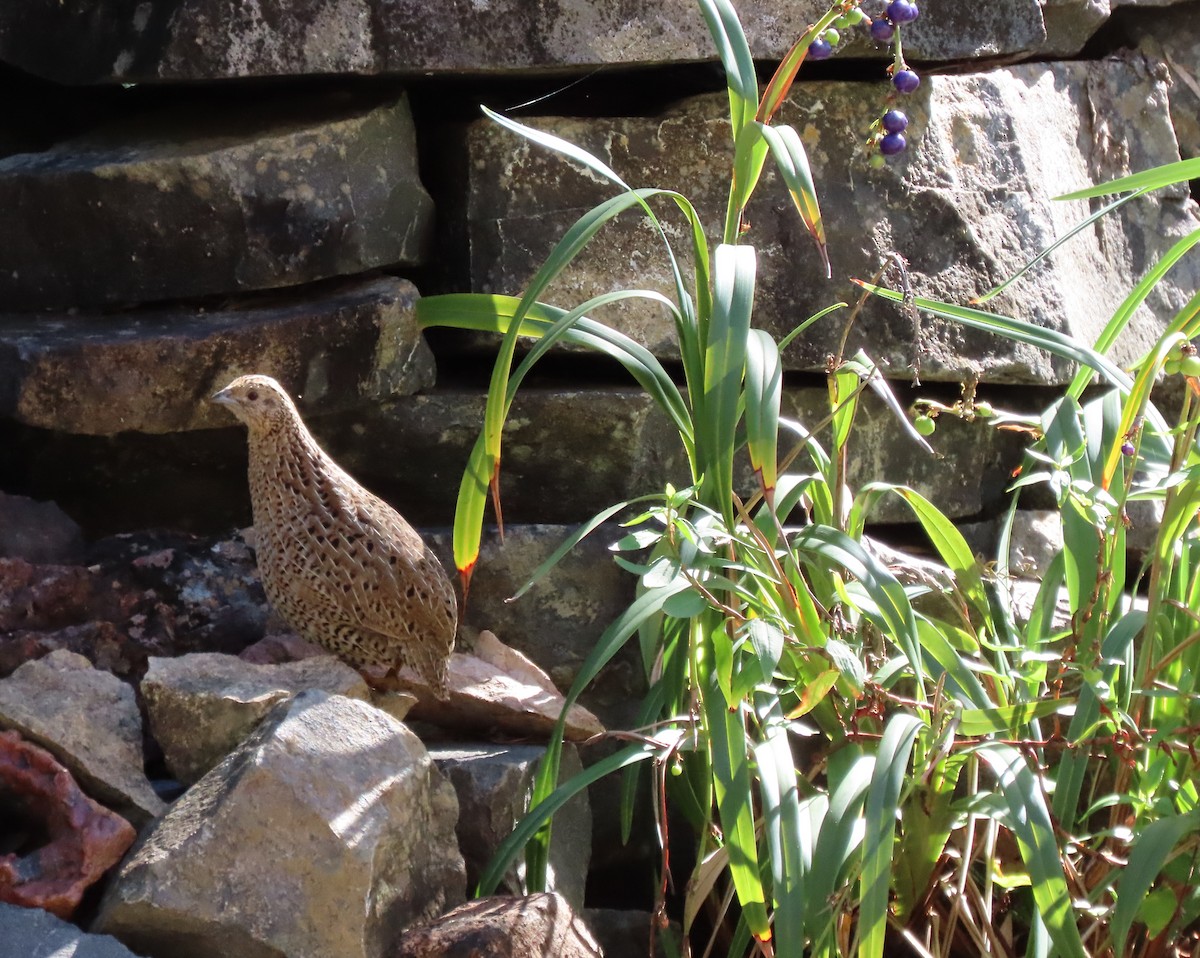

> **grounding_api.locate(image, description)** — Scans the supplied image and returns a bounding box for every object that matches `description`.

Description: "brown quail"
[211,374,456,698]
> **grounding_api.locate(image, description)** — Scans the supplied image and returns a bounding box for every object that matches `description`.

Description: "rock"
[0,276,436,435]
[0,649,165,826]
[1037,0,1111,55]
[96,690,465,958]
[325,388,1022,528]
[0,730,136,919]
[390,893,602,958]
[457,58,1199,384]
[0,492,84,563]
[431,743,591,910]
[141,652,372,785]
[1008,510,1066,579]
[392,633,606,742]
[0,1,1045,84]
[427,526,641,730]
[1127,1,1200,160]
[0,900,142,958]
[0,530,270,683]
[0,557,103,634]
[0,94,432,310]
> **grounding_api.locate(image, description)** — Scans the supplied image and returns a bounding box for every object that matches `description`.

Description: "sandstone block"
[96,690,466,958]
[142,652,372,785]
[324,387,1022,528]
[431,743,591,910]
[0,649,165,826]
[0,1,1045,84]
[458,59,1199,384]
[0,95,431,309]
[0,276,435,435]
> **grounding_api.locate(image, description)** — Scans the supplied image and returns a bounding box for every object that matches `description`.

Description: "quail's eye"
[247,390,259,402]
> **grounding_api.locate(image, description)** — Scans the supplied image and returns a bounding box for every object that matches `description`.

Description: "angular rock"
[1037,0,1110,56]
[96,690,465,958]
[1127,1,1200,160]
[390,893,602,958]
[0,492,84,563]
[431,743,591,910]
[0,650,165,826]
[0,276,436,435]
[142,652,371,785]
[0,94,432,310]
[0,730,136,919]
[0,1,1045,84]
[391,632,605,742]
[0,901,141,958]
[459,59,1200,384]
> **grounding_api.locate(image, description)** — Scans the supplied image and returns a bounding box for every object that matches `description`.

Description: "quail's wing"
[324,484,457,651]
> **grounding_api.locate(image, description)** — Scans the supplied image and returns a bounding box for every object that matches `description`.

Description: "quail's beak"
[210,387,236,408]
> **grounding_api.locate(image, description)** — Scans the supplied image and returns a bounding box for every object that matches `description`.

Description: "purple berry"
[893,69,921,94]
[808,37,834,60]
[887,1,920,23]
[1121,441,1136,457]
[881,109,909,133]
[880,132,907,156]
[869,18,895,42]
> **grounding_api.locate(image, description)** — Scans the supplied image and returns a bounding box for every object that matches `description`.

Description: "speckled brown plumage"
[211,374,456,698]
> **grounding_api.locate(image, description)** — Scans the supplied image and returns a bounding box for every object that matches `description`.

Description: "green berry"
[823,27,841,45]
[1180,355,1200,377]
[1165,358,1183,376]
[974,401,995,419]
[913,415,936,436]
[835,8,867,28]
[869,153,887,169]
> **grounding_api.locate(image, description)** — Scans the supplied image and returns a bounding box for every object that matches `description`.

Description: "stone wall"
[0,0,1198,940]
[0,0,1197,541]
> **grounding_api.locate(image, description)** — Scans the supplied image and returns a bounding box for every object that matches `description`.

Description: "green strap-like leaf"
[1054,157,1200,200]
[705,671,770,940]
[760,123,830,277]
[701,244,757,519]
[745,329,782,498]
[978,744,1087,958]
[858,713,924,958]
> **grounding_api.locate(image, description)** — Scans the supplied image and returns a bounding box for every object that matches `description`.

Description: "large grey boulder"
[0,901,141,958]
[458,58,1199,384]
[0,1,1045,84]
[431,743,592,910]
[0,649,166,826]
[0,276,435,435]
[96,690,465,958]
[141,652,372,785]
[0,94,431,310]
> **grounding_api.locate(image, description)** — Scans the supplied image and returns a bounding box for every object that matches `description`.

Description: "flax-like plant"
[418,0,1200,949]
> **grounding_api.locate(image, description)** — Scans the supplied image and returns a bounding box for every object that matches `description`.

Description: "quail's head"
[210,374,297,433]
